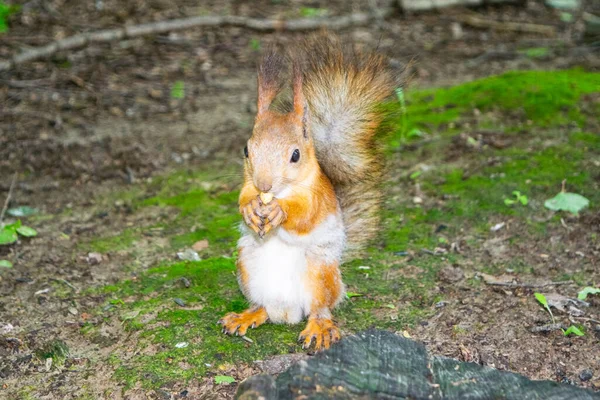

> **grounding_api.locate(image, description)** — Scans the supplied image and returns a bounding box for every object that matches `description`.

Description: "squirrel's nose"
[256,180,272,193]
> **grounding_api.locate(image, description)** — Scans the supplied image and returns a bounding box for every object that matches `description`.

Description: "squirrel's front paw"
[241,198,263,235]
[258,199,286,237]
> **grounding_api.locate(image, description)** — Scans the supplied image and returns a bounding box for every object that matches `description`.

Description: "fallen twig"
[572,316,600,325]
[530,323,566,333]
[0,173,17,225]
[484,280,573,289]
[0,110,60,125]
[456,15,557,36]
[0,5,395,71]
[51,278,79,292]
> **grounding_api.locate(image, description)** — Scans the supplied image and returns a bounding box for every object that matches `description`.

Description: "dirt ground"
[1,0,599,399]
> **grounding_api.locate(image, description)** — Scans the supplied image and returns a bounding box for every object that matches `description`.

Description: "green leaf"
[407,128,425,138]
[0,260,13,268]
[409,171,421,180]
[504,198,515,206]
[560,12,573,23]
[7,206,38,217]
[518,195,528,205]
[534,292,548,307]
[300,7,327,17]
[544,192,589,215]
[170,81,185,99]
[563,325,584,337]
[4,220,22,230]
[214,375,236,384]
[0,228,18,245]
[346,292,364,298]
[120,310,140,321]
[16,226,37,237]
[578,287,600,301]
[534,292,555,323]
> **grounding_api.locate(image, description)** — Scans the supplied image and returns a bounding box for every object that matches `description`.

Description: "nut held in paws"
[260,192,274,204]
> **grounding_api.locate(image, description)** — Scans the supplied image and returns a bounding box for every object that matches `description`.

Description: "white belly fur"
[238,212,345,324]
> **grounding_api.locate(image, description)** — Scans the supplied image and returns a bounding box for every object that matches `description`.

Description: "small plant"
[504,191,528,206]
[0,220,38,245]
[35,340,70,365]
[249,38,261,51]
[0,260,12,268]
[170,81,185,99]
[0,1,20,33]
[395,88,425,144]
[578,287,600,301]
[534,293,584,337]
[534,293,554,323]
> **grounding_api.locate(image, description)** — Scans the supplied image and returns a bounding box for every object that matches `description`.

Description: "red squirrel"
[219,34,397,351]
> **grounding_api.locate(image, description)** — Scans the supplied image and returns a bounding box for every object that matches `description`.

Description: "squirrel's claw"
[219,308,268,337]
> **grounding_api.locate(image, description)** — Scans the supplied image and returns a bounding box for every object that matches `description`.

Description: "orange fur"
[307,262,342,311]
[279,172,337,235]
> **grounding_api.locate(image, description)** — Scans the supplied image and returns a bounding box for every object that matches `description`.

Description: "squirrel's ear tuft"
[257,51,285,114]
[292,61,308,138]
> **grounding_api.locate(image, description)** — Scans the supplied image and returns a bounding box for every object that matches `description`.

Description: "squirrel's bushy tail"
[297,34,399,258]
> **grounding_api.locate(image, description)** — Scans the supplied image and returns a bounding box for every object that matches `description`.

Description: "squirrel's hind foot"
[299,317,341,351]
[218,307,268,336]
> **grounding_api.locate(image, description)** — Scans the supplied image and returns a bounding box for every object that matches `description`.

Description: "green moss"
[386,69,600,147]
[86,227,140,253]
[100,257,300,388]
[434,143,597,222]
[141,189,240,254]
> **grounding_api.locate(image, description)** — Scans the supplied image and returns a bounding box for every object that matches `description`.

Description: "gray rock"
[579,369,593,382]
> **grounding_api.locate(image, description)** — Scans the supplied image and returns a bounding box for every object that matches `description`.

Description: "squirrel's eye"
[244,145,249,158]
[290,149,300,163]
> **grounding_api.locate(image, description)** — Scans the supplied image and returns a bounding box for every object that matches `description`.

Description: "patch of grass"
[35,340,70,365]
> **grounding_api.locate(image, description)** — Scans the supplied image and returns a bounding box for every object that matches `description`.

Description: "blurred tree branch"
[0,5,395,71]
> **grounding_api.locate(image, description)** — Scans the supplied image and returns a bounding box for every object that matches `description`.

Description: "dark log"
[236,329,600,399]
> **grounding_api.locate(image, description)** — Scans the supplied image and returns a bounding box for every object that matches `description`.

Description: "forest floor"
[1,1,600,399]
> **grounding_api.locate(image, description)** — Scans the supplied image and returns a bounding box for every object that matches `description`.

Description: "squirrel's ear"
[257,52,284,115]
[292,62,308,138]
